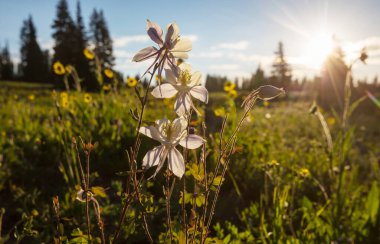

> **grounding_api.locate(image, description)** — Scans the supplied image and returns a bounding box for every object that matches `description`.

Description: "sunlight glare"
[304,32,334,69]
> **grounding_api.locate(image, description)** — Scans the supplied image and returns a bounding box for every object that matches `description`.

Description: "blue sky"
[1,0,380,81]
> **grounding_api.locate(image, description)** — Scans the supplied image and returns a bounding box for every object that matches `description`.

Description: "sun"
[303,32,334,69]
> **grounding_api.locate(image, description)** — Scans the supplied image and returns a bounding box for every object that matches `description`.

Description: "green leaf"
[91,186,107,198]
[366,182,379,224]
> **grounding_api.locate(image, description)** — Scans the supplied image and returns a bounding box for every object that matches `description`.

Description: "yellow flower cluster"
[104,68,114,79]
[224,81,237,99]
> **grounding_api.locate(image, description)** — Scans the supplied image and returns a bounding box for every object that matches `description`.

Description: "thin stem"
[166,172,173,243]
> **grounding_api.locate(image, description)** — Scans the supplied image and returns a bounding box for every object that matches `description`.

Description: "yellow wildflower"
[263,101,269,107]
[28,94,35,101]
[1,131,6,137]
[224,81,235,92]
[84,93,92,103]
[104,68,114,79]
[299,168,310,178]
[327,117,336,126]
[61,99,69,108]
[60,92,68,100]
[228,89,237,99]
[13,94,18,100]
[127,77,138,87]
[53,61,65,75]
[103,84,111,91]
[83,48,95,60]
[214,107,225,117]
[268,160,279,167]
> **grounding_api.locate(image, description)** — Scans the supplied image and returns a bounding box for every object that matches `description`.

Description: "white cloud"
[211,41,250,50]
[208,64,240,70]
[113,35,149,48]
[183,34,198,42]
[191,51,224,59]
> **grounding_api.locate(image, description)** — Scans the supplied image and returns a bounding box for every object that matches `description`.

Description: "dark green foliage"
[0,44,14,80]
[19,16,50,82]
[89,9,115,69]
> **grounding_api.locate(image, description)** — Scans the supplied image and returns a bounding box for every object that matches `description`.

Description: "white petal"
[151,83,178,98]
[178,63,192,73]
[188,71,201,86]
[179,134,205,149]
[146,20,163,46]
[165,22,180,47]
[142,145,166,169]
[165,69,178,85]
[132,46,158,62]
[139,126,162,142]
[171,38,192,53]
[174,93,192,116]
[190,86,208,103]
[172,52,189,59]
[76,189,86,202]
[168,148,185,178]
[171,117,188,141]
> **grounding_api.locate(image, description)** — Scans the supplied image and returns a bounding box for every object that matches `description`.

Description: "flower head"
[127,77,138,87]
[228,89,238,99]
[83,48,95,60]
[28,94,35,101]
[139,117,204,178]
[242,85,285,111]
[299,168,310,178]
[224,81,235,92]
[103,84,111,91]
[104,68,114,79]
[53,61,65,75]
[84,93,92,103]
[132,20,192,81]
[151,63,208,116]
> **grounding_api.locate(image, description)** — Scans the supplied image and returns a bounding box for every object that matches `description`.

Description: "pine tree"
[0,44,14,80]
[73,1,96,90]
[20,16,49,82]
[271,41,292,89]
[89,9,115,69]
[52,0,77,67]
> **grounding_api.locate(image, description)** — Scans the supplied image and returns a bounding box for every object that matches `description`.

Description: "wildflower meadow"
[1,1,380,243]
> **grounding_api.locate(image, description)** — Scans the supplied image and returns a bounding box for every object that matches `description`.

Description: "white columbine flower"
[139,117,204,178]
[132,20,192,79]
[151,63,208,116]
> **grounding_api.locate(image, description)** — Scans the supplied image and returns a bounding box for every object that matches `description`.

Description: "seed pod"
[256,85,285,101]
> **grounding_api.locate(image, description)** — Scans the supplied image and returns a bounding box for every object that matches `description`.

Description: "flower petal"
[190,86,208,103]
[171,117,188,141]
[168,147,185,178]
[132,46,158,62]
[188,71,201,86]
[165,69,178,85]
[142,145,166,169]
[151,83,178,98]
[174,93,192,116]
[179,134,205,149]
[146,20,163,46]
[171,38,192,53]
[172,52,189,59]
[165,22,180,47]
[139,125,162,142]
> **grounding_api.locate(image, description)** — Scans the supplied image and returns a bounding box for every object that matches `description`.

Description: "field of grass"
[0,81,379,243]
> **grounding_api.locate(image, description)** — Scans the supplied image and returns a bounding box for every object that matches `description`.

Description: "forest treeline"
[0,0,379,108]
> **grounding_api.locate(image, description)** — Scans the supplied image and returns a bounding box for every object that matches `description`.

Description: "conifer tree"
[20,16,49,82]
[89,9,115,69]
[0,44,14,80]
[271,41,292,89]
[52,0,77,67]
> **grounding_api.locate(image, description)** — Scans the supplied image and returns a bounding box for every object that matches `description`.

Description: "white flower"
[76,188,94,203]
[139,117,204,178]
[132,20,192,79]
[151,63,208,116]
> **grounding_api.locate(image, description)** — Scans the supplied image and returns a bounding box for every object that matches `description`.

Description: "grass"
[0,81,379,243]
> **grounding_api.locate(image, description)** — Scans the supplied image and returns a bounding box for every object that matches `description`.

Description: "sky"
[1,0,380,82]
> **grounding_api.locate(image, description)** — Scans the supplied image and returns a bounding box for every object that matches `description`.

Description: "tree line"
[0,0,114,91]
